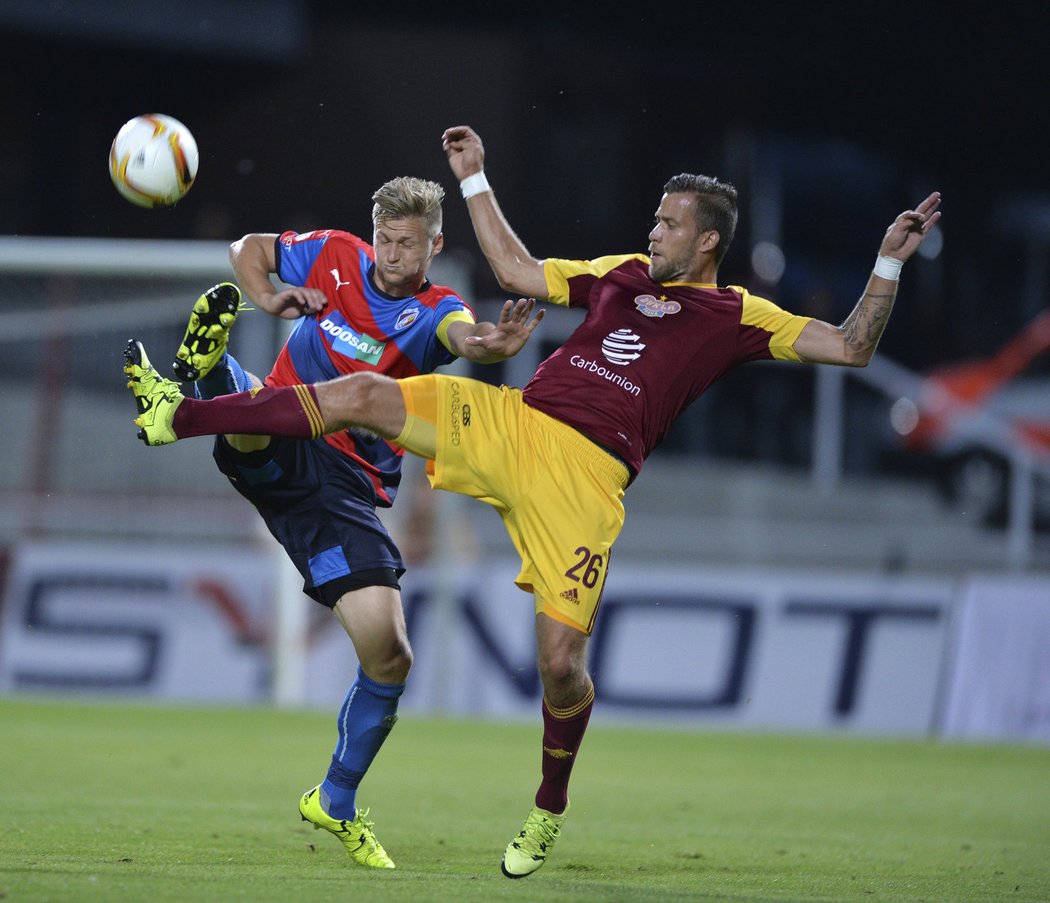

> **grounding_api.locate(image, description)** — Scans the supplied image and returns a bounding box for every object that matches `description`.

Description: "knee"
[373,636,413,685]
[345,372,392,416]
[323,372,398,434]
[391,639,413,683]
[537,645,582,691]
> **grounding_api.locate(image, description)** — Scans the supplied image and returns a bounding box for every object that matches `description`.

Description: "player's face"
[372,216,443,296]
[648,193,712,283]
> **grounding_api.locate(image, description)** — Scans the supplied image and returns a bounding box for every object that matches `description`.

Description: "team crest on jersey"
[395,308,419,330]
[634,294,681,318]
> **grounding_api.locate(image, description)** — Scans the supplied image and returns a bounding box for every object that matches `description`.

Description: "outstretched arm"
[793,191,942,366]
[442,125,550,300]
[445,298,545,364]
[229,233,327,320]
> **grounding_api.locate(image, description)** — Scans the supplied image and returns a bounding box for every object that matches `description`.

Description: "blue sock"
[321,666,405,820]
[193,352,253,400]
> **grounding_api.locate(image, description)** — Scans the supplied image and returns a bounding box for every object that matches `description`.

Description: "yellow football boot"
[124,340,184,446]
[173,282,249,381]
[501,803,568,878]
[298,785,395,869]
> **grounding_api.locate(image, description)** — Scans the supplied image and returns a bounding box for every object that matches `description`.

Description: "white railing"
[0,236,231,276]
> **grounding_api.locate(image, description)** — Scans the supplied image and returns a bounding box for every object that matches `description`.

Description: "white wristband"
[460,171,491,200]
[873,255,903,281]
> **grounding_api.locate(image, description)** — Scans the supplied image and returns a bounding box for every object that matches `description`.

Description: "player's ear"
[699,229,720,254]
[431,232,444,257]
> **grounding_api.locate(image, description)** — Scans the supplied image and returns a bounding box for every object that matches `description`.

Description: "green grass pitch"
[2,697,1048,902]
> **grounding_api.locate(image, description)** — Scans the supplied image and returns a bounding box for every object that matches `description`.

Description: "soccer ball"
[108,114,198,208]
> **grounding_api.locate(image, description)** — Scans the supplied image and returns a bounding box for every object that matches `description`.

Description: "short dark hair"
[663,173,738,264]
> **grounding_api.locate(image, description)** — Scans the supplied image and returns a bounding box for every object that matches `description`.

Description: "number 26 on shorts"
[565,546,604,588]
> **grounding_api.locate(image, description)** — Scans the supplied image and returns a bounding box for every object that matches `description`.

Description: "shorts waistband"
[592,441,633,476]
[527,405,630,487]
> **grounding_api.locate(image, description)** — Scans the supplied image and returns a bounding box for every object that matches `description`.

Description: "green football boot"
[501,803,568,878]
[172,282,248,381]
[124,339,184,446]
[298,785,395,869]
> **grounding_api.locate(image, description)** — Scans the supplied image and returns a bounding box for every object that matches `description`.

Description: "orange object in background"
[895,309,1050,527]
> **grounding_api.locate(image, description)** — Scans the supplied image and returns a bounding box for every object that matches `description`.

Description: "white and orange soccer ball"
[108,114,198,208]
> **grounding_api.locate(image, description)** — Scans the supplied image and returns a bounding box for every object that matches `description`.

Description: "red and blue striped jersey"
[266,229,473,505]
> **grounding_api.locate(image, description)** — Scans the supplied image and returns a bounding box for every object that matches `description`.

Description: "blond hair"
[372,177,444,239]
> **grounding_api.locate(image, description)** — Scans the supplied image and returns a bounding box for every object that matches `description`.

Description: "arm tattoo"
[842,291,896,350]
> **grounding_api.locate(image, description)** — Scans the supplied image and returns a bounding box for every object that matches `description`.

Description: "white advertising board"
[0,540,989,737]
[941,575,1050,742]
[0,541,275,700]
[308,561,957,735]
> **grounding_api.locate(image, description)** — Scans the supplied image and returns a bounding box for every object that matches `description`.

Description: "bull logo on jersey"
[634,294,681,318]
[601,329,645,365]
[319,314,386,365]
[394,308,419,330]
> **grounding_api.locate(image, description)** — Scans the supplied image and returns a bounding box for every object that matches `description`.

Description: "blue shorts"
[213,436,405,607]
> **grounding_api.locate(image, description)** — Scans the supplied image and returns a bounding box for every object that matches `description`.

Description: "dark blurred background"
[4,3,1048,348]
[2,1,1049,471]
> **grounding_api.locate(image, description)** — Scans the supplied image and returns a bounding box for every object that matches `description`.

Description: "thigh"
[510,412,628,635]
[401,374,524,508]
[513,468,624,634]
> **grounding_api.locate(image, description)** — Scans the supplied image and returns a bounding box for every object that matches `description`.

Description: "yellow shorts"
[394,374,628,634]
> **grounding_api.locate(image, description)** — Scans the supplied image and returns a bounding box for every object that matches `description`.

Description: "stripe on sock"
[544,683,595,720]
[293,384,325,438]
[337,686,359,760]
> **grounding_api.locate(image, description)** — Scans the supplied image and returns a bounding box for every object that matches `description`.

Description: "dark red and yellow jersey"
[521,253,811,479]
